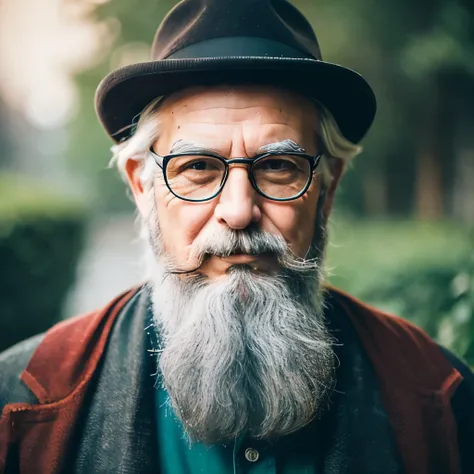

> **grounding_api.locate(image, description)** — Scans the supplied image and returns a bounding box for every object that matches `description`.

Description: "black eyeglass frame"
[149,148,323,203]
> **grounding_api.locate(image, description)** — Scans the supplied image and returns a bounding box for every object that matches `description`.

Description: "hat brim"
[95,57,376,144]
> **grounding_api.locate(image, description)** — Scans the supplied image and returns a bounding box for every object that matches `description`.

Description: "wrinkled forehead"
[155,84,319,152]
[159,84,317,112]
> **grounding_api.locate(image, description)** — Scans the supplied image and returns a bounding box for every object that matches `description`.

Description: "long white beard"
[144,206,335,444]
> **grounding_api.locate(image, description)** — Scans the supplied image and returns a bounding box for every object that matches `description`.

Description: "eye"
[187,160,211,171]
[254,156,301,173]
[171,156,223,174]
[260,159,296,171]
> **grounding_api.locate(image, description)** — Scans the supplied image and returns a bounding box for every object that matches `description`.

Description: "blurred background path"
[65,215,143,315]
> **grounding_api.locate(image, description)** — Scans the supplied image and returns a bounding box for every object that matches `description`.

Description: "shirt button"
[244,447,260,462]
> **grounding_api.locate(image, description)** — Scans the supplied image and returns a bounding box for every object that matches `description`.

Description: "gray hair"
[109,92,362,190]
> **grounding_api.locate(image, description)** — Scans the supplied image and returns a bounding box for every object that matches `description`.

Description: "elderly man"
[1,0,473,473]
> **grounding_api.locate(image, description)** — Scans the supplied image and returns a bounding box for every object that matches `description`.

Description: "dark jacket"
[0,286,473,474]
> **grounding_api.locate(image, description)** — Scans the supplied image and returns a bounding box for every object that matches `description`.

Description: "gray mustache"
[192,226,288,261]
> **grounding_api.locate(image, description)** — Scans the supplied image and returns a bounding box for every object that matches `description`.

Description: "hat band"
[166,36,315,60]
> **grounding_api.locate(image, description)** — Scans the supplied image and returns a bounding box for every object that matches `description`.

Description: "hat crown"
[152,0,322,61]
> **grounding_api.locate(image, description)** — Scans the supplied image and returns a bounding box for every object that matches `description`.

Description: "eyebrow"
[170,140,219,154]
[169,138,306,156]
[257,139,306,154]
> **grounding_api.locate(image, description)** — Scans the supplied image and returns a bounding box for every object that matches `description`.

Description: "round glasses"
[149,148,322,202]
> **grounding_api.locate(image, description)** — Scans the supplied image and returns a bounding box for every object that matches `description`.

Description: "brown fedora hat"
[95,0,376,144]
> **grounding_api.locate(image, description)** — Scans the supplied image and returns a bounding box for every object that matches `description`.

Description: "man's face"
[131,85,326,279]
[125,85,337,444]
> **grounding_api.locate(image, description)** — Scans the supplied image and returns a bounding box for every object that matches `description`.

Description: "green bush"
[0,175,86,352]
[327,218,474,366]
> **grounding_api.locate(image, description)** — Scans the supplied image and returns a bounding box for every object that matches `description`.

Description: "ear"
[321,157,344,222]
[124,158,150,216]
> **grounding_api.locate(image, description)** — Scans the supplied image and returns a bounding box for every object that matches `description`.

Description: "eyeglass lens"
[165,154,311,200]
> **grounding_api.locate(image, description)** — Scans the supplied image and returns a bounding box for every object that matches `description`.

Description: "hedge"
[327,217,474,366]
[0,175,86,352]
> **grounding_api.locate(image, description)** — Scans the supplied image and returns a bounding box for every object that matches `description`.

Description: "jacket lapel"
[68,286,158,474]
[321,293,403,474]
[1,288,139,474]
[331,288,463,474]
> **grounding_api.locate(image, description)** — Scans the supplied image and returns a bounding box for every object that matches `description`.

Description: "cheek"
[262,185,320,256]
[153,184,215,259]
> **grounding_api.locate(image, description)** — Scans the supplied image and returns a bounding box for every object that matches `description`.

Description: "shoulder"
[438,346,474,383]
[438,346,474,473]
[327,286,428,338]
[327,287,465,388]
[0,287,143,410]
[0,308,104,410]
[327,286,439,350]
[438,346,474,408]
[328,286,474,380]
[0,334,45,410]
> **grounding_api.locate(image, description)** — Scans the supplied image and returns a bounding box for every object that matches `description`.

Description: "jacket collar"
[6,285,457,474]
[66,287,403,473]
[21,287,142,404]
[66,285,158,473]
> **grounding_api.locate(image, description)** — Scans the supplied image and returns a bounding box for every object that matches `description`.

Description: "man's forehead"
[154,85,319,154]
[158,85,317,119]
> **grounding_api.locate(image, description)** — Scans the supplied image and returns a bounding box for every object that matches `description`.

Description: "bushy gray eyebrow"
[170,139,211,154]
[170,139,306,156]
[257,139,306,154]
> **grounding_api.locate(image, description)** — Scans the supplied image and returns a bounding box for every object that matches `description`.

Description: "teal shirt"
[155,387,323,474]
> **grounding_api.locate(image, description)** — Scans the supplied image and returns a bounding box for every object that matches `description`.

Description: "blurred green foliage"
[327,218,474,365]
[0,175,86,351]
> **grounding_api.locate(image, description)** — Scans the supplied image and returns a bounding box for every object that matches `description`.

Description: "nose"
[214,165,262,229]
